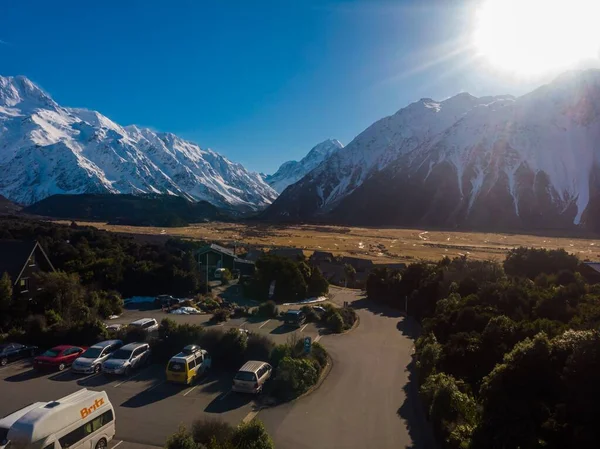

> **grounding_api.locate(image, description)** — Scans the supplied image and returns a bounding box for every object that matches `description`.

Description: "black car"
[0,343,38,366]
[284,310,306,328]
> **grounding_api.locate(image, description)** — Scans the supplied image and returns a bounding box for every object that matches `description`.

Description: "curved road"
[260,288,434,449]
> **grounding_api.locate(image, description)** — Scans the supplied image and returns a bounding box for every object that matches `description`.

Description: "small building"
[579,262,600,284]
[244,249,265,262]
[309,251,334,264]
[195,244,255,280]
[340,256,374,272]
[0,240,56,301]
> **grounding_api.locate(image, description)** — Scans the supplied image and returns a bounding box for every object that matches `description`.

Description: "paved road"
[259,288,431,449]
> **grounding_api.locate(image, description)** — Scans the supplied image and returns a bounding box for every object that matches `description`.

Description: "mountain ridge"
[0,75,277,210]
[262,69,600,232]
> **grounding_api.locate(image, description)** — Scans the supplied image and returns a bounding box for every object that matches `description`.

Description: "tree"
[273,356,319,399]
[166,425,199,449]
[307,267,329,297]
[0,272,12,330]
[343,264,356,288]
[35,271,88,323]
[231,419,274,449]
[192,418,234,447]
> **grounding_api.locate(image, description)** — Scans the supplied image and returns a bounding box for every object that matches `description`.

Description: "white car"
[102,343,151,375]
[128,318,159,333]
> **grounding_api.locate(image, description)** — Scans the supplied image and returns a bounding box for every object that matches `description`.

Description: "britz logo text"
[80,398,105,419]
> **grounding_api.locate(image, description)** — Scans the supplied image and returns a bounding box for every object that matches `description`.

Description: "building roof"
[269,248,306,259]
[234,258,255,265]
[197,243,236,258]
[310,251,334,260]
[0,240,55,285]
[244,249,264,262]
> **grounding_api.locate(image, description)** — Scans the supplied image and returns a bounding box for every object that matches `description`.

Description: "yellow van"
[166,345,211,385]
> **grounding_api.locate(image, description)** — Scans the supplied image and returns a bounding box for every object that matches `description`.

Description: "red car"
[33,345,86,371]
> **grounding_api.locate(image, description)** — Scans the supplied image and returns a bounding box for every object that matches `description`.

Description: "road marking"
[183,385,199,396]
[242,410,259,424]
[299,323,308,332]
[314,335,322,343]
[114,370,144,387]
[112,440,123,449]
[258,319,270,329]
[219,391,231,401]
[239,320,248,328]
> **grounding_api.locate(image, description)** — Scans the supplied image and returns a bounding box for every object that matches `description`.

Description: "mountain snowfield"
[263,70,600,231]
[265,139,343,193]
[0,75,277,210]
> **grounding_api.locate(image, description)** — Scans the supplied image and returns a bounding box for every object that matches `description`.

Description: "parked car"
[33,345,86,371]
[232,361,272,394]
[0,343,38,367]
[312,306,327,314]
[101,342,151,375]
[155,295,182,308]
[284,310,306,328]
[128,318,159,333]
[71,340,123,374]
[105,323,122,332]
[166,345,211,385]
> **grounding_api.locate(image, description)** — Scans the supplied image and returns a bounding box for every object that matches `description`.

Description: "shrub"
[300,305,319,322]
[231,419,274,449]
[166,425,198,449]
[327,312,345,333]
[258,301,278,318]
[212,309,230,323]
[232,305,250,318]
[338,307,357,329]
[192,418,234,447]
[220,269,233,286]
[310,342,328,373]
[273,356,319,400]
[124,325,148,343]
[245,333,275,363]
[270,344,292,369]
[218,329,248,369]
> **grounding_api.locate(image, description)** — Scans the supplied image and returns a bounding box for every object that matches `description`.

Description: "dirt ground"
[57,221,600,263]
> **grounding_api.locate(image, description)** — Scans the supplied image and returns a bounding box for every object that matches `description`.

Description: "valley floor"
[55,221,600,263]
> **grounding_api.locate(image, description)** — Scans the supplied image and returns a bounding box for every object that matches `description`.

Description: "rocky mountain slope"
[0,76,277,210]
[265,139,343,193]
[263,70,600,232]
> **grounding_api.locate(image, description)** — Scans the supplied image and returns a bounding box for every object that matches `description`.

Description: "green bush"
[192,418,234,447]
[218,329,248,370]
[310,342,328,373]
[300,305,319,322]
[245,334,274,363]
[231,419,274,449]
[258,301,278,318]
[212,309,230,323]
[338,307,357,329]
[327,312,345,333]
[165,425,198,449]
[220,269,233,286]
[270,344,292,369]
[273,356,319,400]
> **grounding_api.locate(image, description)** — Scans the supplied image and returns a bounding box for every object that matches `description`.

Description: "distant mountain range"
[24,193,224,227]
[262,70,600,232]
[0,75,277,211]
[265,139,343,193]
[0,194,21,215]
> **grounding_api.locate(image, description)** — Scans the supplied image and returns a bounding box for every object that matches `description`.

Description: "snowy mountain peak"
[265,139,344,193]
[0,75,277,210]
[262,69,600,232]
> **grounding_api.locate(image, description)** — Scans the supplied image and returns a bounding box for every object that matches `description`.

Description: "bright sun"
[474,0,600,76]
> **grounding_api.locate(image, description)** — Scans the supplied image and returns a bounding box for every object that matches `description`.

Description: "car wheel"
[95,438,107,449]
[0,358,7,367]
[125,366,131,376]
[58,363,66,371]
[94,364,101,374]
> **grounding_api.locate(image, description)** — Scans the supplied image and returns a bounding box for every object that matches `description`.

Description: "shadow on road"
[205,390,253,414]
[270,324,295,335]
[4,369,46,382]
[49,370,82,382]
[396,317,421,340]
[198,373,233,394]
[397,358,439,449]
[120,382,181,408]
[351,297,404,318]
[77,373,114,388]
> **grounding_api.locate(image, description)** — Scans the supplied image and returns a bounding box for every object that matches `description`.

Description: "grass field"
[58,221,600,264]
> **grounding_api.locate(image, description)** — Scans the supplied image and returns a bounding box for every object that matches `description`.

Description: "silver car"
[101,342,151,375]
[71,340,123,374]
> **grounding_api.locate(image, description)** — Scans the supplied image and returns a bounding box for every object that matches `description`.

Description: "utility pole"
[206,252,209,287]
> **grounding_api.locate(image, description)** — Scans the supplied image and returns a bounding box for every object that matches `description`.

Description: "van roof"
[7,390,110,445]
[238,360,269,373]
[130,318,156,325]
[0,403,45,429]
[285,310,302,315]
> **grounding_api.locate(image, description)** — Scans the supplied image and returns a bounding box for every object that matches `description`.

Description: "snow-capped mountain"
[263,70,600,232]
[0,75,277,210]
[265,139,343,193]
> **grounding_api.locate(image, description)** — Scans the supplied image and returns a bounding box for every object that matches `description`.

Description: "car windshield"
[168,361,186,372]
[42,349,60,357]
[81,347,103,359]
[234,371,256,382]
[110,349,132,360]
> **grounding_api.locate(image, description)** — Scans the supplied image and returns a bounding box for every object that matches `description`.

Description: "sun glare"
[474,0,600,76]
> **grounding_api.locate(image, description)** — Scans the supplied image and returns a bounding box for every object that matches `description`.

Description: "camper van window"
[43,444,55,449]
[59,410,113,447]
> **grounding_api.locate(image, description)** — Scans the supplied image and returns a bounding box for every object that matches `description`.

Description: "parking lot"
[109,305,324,346]
[0,309,324,448]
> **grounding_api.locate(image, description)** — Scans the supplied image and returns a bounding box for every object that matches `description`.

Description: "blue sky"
[0,0,571,173]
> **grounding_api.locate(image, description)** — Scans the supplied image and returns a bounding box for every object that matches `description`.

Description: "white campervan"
[6,389,115,449]
[0,403,45,449]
